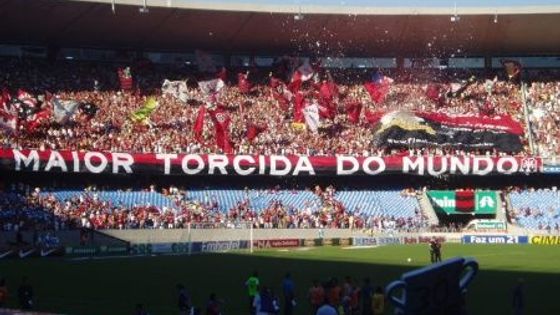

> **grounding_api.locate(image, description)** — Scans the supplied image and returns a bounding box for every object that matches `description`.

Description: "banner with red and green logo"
[427,190,498,215]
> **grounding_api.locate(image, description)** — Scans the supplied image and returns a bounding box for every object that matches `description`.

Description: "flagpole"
[521,82,536,155]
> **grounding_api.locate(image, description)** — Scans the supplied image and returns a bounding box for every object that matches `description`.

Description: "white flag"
[53,98,79,124]
[162,79,189,103]
[198,78,225,95]
[303,102,320,133]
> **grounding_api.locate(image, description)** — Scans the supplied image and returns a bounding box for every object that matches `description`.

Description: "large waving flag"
[162,79,189,103]
[53,98,80,124]
[130,97,158,123]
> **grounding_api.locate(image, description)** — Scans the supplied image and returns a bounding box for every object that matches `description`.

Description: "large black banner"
[0,149,542,177]
[374,112,524,152]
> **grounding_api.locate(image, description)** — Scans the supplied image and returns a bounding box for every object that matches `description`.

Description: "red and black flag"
[373,111,524,153]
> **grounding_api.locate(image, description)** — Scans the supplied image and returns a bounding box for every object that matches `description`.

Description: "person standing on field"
[246,271,260,315]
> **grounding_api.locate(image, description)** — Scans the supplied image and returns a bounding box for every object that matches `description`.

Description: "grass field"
[1,244,560,315]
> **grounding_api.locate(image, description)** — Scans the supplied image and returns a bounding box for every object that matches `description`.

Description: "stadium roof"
[1,0,560,57]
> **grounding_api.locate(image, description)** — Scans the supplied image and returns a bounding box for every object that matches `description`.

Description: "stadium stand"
[0,58,540,156]
[508,188,560,231]
[0,184,427,231]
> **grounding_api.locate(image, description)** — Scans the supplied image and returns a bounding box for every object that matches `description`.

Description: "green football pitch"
[1,244,559,315]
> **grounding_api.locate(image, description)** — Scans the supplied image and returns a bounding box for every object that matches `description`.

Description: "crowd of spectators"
[1,57,552,157]
[0,183,428,232]
[527,81,560,158]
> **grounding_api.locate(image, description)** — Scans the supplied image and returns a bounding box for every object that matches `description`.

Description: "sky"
[198,0,560,7]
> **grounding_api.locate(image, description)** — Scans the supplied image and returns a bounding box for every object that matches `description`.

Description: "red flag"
[317,81,338,119]
[193,105,206,142]
[318,99,335,119]
[26,108,51,132]
[118,67,133,90]
[237,72,252,94]
[345,100,362,124]
[319,81,338,101]
[209,106,232,153]
[247,123,266,142]
[364,81,391,104]
[288,71,303,94]
[364,110,383,125]
[293,92,305,123]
